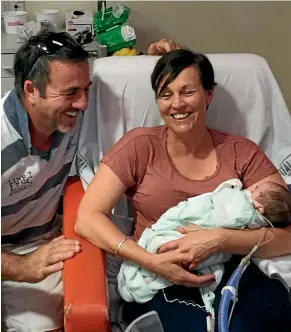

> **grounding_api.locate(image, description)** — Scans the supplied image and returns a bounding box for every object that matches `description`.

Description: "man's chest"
[1,133,78,205]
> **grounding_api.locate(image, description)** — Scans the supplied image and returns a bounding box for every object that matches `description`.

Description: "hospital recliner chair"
[62,53,291,332]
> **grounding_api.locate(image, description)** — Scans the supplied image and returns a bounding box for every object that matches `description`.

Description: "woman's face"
[157,65,213,136]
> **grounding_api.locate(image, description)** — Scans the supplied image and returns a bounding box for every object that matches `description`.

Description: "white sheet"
[253,255,291,290]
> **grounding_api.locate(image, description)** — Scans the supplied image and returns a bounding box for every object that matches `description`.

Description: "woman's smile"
[171,112,192,120]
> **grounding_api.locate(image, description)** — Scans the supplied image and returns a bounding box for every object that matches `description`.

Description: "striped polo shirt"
[1,90,82,247]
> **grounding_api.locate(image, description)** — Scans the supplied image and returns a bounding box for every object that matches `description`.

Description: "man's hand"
[2,235,81,283]
[22,235,81,283]
[149,250,215,287]
[147,38,181,56]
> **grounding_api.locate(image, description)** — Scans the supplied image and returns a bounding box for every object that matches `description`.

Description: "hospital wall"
[25,1,291,112]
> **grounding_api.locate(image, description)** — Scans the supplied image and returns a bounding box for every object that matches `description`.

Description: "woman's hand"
[158,225,227,270]
[150,250,216,287]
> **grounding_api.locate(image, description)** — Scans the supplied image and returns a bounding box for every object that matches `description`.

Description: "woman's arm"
[247,172,288,191]
[76,164,151,260]
[220,225,291,258]
[76,164,215,287]
[159,173,291,263]
[222,172,291,257]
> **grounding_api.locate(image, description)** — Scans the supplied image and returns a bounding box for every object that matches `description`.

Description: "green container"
[93,4,130,34]
[97,24,136,54]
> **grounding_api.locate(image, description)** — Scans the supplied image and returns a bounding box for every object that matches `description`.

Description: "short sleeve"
[235,138,278,188]
[101,128,151,190]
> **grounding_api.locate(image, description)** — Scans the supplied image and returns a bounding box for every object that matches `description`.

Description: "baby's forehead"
[258,181,279,191]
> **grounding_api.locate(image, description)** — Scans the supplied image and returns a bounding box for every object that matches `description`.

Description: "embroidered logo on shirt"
[76,154,88,173]
[64,136,77,155]
[9,171,33,196]
[279,154,291,177]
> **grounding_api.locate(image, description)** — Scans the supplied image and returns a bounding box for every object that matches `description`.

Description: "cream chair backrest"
[77,54,291,201]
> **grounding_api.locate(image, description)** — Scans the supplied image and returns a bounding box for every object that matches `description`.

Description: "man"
[1,30,180,332]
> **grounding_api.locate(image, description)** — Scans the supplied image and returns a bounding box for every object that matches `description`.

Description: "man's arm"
[1,235,81,283]
[2,252,27,282]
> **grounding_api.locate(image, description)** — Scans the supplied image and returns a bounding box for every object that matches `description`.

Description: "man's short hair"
[14,30,89,97]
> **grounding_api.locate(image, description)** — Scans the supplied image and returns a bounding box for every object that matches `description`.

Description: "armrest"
[63,177,110,332]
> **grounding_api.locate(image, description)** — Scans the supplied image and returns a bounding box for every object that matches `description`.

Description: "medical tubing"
[218,266,243,332]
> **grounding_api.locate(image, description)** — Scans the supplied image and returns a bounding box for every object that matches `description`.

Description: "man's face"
[31,60,91,134]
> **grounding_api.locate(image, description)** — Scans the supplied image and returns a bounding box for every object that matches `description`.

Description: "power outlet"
[4,1,25,12]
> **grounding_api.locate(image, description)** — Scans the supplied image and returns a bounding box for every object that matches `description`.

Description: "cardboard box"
[66,10,93,36]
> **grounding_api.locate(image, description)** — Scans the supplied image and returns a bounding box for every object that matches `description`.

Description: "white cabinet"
[1,32,16,97]
[1,30,106,97]
[1,54,15,78]
[1,53,15,97]
[2,77,15,95]
[1,32,20,97]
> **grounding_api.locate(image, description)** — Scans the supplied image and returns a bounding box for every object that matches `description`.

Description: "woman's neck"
[167,126,212,157]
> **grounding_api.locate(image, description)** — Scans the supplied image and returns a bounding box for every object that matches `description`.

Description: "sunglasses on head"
[26,33,78,80]
[32,32,77,55]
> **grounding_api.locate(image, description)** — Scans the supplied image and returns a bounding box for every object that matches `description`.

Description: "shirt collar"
[4,89,32,150]
[3,89,65,152]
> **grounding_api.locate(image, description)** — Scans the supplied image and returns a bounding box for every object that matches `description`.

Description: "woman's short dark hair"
[13,30,89,97]
[151,49,217,98]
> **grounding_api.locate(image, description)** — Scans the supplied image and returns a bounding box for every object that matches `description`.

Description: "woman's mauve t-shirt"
[102,126,277,240]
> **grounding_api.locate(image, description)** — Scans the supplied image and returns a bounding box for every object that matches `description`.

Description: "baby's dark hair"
[256,183,291,227]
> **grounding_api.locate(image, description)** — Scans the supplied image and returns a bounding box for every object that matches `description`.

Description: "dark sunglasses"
[32,32,78,56]
[33,32,78,54]
[26,33,78,78]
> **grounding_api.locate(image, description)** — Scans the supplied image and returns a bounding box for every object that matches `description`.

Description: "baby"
[250,181,291,227]
[117,179,291,318]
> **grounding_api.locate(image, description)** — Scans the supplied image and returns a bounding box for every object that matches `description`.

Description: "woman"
[76,49,291,331]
